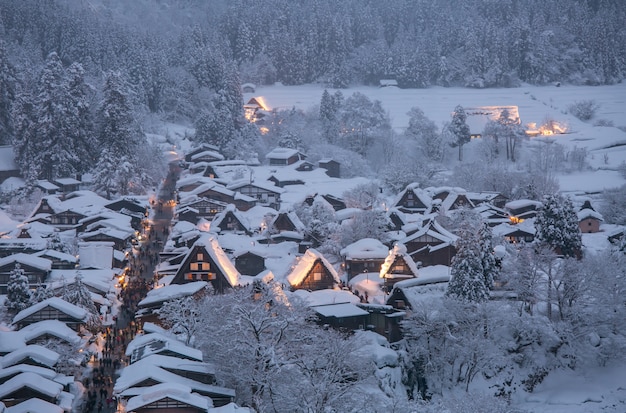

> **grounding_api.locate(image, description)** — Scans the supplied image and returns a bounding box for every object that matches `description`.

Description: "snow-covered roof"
[47,269,117,294]
[311,302,369,318]
[0,253,52,271]
[0,364,58,383]
[17,320,82,345]
[32,249,78,263]
[0,372,63,399]
[578,208,603,221]
[286,248,339,286]
[340,238,388,260]
[0,345,60,369]
[5,397,64,413]
[226,179,284,194]
[12,297,89,325]
[191,150,225,162]
[114,361,235,399]
[138,281,208,307]
[36,180,60,191]
[125,332,203,362]
[131,354,216,377]
[124,382,212,412]
[291,289,360,307]
[265,147,302,160]
[505,199,542,211]
[53,177,81,186]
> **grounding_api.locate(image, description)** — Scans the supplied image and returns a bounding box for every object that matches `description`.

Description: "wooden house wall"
[0,388,56,407]
[344,259,384,281]
[408,244,455,267]
[273,214,296,232]
[234,253,265,275]
[133,400,205,413]
[50,211,85,228]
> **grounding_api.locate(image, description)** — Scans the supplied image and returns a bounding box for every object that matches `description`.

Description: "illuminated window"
[196,253,204,261]
[190,263,199,271]
[185,273,193,280]
[313,271,323,281]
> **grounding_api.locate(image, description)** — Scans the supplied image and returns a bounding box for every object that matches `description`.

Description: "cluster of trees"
[223,0,626,88]
[398,192,626,399]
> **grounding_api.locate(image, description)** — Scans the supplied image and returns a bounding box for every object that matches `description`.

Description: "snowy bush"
[593,118,614,127]
[568,99,600,121]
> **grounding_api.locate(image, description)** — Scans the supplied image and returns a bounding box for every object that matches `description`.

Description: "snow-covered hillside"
[247,82,626,193]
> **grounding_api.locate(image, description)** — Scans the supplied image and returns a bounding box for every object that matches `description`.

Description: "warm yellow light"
[509,216,524,224]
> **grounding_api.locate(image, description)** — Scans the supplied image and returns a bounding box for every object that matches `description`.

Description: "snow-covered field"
[247,82,626,193]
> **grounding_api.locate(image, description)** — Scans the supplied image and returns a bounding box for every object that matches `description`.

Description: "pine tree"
[33,52,77,180]
[0,40,17,145]
[535,194,582,258]
[30,282,53,305]
[449,105,471,161]
[477,223,498,288]
[5,263,32,313]
[63,272,101,331]
[446,224,490,303]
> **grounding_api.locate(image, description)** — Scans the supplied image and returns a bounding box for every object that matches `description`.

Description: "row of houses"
[0,297,91,410]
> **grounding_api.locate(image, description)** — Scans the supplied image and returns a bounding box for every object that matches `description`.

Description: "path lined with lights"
[82,163,180,413]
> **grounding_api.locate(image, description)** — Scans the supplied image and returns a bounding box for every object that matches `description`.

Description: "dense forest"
[0,0,624,195]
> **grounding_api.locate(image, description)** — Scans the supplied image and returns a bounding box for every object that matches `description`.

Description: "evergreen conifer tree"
[30,282,53,305]
[5,263,31,313]
[446,223,490,302]
[449,105,471,161]
[535,194,582,258]
[477,223,498,288]
[63,272,101,332]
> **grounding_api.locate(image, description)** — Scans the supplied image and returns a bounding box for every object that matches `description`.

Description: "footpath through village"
[79,164,179,413]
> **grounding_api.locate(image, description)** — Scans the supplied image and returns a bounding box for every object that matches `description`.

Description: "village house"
[379,243,420,292]
[0,253,52,293]
[286,248,340,291]
[393,183,432,214]
[340,238,389,282]
[226,180,284,210]
[168,236,240,293]
[265,147,307,166]
[209,205,252,235]
[11,297,89,331]
[505,199,543,220]
[184,144,222,164]
[578,200,603,233]
[0,371,66,408]
[136,281,209,325]
[402,220,458,267]
[318,159,341,178]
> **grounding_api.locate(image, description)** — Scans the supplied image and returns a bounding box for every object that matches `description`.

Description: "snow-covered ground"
[247,82,626,193]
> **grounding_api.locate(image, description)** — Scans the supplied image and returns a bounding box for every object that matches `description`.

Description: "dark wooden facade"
[318,159,340,178]
[0,262,50,294]
[234,252,266,275]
